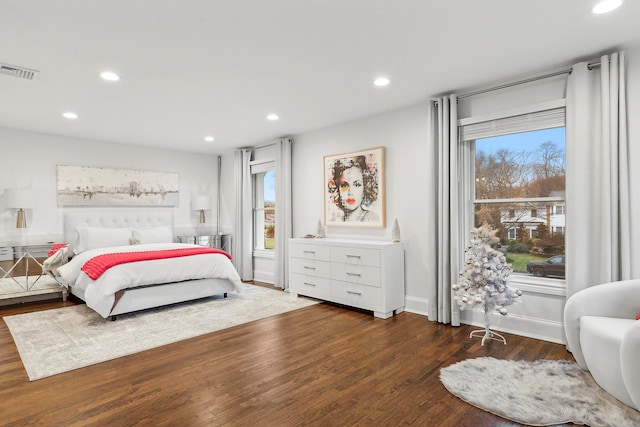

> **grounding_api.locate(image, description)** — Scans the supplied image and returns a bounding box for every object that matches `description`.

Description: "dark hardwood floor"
[0,284,576,426]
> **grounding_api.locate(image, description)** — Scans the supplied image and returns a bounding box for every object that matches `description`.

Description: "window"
[251,161,275,251]
[460,103,566,282]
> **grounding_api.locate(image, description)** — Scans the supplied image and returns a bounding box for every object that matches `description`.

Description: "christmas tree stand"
[469,309,507,346]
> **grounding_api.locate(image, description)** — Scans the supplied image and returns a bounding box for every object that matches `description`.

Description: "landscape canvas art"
[57,165,179,206]
[324,146,385,227]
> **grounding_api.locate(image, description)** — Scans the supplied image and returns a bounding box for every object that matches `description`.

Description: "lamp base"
[16,208,27,229]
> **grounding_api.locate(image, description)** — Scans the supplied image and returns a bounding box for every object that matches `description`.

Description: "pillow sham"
[131,226,173,245]
[74,226,133,254]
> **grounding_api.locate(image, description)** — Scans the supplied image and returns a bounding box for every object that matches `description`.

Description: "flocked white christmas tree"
[453,223,522,346]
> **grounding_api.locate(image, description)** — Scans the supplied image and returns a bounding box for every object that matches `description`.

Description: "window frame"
[458,100,566,293]
[250,159,276,256]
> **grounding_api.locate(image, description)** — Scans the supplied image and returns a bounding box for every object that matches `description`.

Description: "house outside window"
[460,102,566,282]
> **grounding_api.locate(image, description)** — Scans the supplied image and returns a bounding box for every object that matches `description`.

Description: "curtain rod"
[457,60,601,100]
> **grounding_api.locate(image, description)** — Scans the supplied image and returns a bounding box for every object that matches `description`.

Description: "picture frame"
[324,146,385,227]
[56,165,179,207]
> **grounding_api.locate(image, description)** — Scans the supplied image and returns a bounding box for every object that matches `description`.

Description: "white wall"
[290,45,640,343]
[292,104,433,314]
[0,128,232,245]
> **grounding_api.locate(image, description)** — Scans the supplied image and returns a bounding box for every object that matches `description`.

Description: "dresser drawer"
[331,263,380,287]
[331,246,380,267]
[331,280,381,310]
[290,273,331,300]
[289,238,405,319]
[290,257,331,278]
[290,242,331,261]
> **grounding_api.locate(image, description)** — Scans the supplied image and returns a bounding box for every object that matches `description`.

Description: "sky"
[264,170,275,203]
[476,127,565,155]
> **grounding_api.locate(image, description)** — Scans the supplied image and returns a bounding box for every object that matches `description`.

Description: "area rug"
[440,357,640,427]
[3,283,318,381]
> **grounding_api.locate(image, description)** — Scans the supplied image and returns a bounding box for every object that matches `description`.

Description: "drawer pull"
[303,250,316,254]
[347,290,362,296]
[346,254,361,259]
[303,282,317,287]
[346,272,361,277]
[303,266,316,270]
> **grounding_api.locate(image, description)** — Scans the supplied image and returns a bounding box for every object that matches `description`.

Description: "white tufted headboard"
[64,208,174,245]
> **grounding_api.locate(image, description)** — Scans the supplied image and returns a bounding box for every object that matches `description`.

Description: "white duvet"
[57,243,243,318]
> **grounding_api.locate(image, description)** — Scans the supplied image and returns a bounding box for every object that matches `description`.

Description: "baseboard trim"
[459,309,566,344]
[404,295,429,317]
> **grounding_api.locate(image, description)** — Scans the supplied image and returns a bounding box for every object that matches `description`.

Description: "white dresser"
[289,238,405,319]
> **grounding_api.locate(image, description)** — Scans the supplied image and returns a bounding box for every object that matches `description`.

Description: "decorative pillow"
[131,226,173,245]
[74,226,133,254]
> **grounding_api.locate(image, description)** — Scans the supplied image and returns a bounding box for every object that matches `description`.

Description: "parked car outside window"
[526,255,565,278]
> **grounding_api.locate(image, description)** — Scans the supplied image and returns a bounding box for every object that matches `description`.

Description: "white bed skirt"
[69,278,237,317]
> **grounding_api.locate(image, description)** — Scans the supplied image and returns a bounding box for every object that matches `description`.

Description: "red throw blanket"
[48,243,69,257]
[81,247,232,281]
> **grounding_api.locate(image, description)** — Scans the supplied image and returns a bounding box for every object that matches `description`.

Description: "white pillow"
[74,226,133,254]
[131,227,173,245]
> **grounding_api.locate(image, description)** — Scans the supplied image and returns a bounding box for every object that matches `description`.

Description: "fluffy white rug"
[4,283,317,381]
[440,357,640,427]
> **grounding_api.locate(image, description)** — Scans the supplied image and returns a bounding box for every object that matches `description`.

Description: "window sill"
[253,249,275,259]
[509,274,566,297]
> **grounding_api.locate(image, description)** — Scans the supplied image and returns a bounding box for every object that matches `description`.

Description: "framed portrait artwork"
[324,146,385,227]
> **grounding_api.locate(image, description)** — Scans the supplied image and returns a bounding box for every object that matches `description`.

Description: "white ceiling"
[1,1,639,155]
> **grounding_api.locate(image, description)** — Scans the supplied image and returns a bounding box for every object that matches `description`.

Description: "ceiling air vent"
[0,63,40,80]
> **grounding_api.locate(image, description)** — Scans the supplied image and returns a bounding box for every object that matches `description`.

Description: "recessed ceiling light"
[267,114,279,121]
[100,71,120,81]
[63,112,78,119]
[204,136,215,142]
[593,0,622,14]
[373,77,390,87]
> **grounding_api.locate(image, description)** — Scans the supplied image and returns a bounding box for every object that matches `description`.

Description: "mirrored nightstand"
[0,244,68,306]
[177,234,232,254]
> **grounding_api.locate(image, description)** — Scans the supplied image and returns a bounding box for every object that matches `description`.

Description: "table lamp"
[191,196,210,224]
[4,188,37,228]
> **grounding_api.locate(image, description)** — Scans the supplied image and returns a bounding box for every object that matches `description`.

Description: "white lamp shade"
[191,196,210,211]
[4,188,37,209]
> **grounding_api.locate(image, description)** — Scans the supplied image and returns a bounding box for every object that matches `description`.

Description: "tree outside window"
[474,127,565,278]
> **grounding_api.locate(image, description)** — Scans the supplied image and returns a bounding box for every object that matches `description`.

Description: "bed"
[50,209,242,319]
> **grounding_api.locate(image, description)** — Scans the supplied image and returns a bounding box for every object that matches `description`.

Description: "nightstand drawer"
[0,247,12,262]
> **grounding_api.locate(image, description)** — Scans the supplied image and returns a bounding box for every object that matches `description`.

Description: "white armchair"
[564,279,640,410]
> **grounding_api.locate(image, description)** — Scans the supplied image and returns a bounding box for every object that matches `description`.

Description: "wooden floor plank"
[0,287,576,426]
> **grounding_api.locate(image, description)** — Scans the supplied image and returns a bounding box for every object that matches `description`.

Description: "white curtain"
[428,95,461,325]
[274,138,293,289]
[565,51,630,298]
[233,149,254,281]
